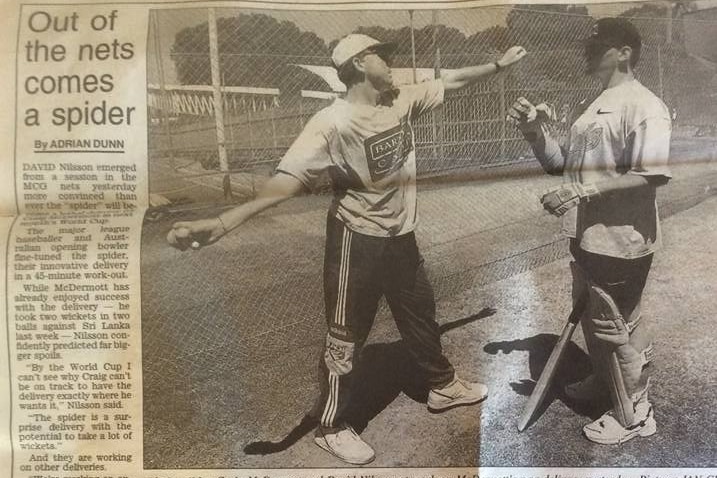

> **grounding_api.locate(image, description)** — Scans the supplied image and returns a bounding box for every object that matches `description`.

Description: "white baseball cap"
[331,34,396,69]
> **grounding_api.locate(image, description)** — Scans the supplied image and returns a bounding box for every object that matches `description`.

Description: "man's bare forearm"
[524,127,566,176]
[442,46,526,91]
[218,172,304,232]
[169,171,307,248]
[540,168,669,217]
[441,63,500,90]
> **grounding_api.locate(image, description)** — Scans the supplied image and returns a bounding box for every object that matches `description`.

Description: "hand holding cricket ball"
[167,218,227,251]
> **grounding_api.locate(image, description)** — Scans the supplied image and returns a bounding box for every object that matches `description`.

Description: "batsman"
[508,18,671,444]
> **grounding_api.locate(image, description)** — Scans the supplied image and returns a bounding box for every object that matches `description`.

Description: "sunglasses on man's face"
[584,41,615,59]
[583,40,619,60]
[361,49,393,66]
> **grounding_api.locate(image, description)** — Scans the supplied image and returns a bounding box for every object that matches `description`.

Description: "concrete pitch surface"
[143,150,717,469]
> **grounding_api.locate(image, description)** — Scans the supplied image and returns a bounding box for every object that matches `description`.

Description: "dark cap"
[585,17,641,49]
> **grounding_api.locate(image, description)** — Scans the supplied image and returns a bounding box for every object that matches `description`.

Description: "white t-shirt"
[276,80,444,237]
[562,79,672,259]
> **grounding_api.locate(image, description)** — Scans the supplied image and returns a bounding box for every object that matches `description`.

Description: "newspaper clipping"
[1,0,716,477]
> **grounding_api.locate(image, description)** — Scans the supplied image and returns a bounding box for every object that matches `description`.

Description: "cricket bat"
[516,293,588,432]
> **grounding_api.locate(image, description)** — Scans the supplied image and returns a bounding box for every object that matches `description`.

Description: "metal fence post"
[151,11,175,168]
[431,10,442,167]
[247,106,255,161]
[223,71,237,169]
[271,107,278,151]
[409,10,417,84]
[499,76,506,161]
[665,1,673,44]
[208,8,231,200]
[657,44,665,101]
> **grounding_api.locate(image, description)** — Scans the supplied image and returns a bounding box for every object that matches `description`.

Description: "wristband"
[493,61,501,73]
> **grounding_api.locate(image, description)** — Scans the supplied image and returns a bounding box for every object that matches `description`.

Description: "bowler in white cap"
[170,31,527,465]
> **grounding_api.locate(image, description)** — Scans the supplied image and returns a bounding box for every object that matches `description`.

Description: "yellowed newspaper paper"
[1,1,716,478]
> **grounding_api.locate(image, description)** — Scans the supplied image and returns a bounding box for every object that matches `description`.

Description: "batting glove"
[541,182,600,217]
[507,98,556,141]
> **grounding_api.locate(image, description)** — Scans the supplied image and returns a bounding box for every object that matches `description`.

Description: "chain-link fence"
[147,3,717,201]
[142,3,717,386]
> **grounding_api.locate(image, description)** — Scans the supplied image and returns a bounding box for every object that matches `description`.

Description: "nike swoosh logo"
[597,109,612,114]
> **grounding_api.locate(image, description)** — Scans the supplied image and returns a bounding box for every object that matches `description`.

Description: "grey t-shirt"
[276,80,444,237]
[562,79,672,259]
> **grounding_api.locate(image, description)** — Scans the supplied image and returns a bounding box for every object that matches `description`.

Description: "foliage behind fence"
[141,2,717,386]
[147,3,717,196]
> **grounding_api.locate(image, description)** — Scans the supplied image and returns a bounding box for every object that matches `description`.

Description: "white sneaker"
[427,376,488,413]
[583,402,657,445]
[564,374,609,402]
[314,426,375,465]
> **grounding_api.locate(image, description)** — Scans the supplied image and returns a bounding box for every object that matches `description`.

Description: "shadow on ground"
[484,333,610,428]
[243,307,496,456]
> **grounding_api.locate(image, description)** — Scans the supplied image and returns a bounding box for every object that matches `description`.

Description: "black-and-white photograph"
[141,1,717,469]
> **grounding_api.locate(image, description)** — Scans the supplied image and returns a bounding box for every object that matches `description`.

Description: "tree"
[339,24,470,69]
[171,13,329,93]
[618,3,671,45]
[465,25,509,55]
[501,5,594,88]
[505,4,593,51]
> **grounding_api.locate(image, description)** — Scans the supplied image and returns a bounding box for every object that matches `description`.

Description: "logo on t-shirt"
[569,122,603,158]
[364,121,414,182]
